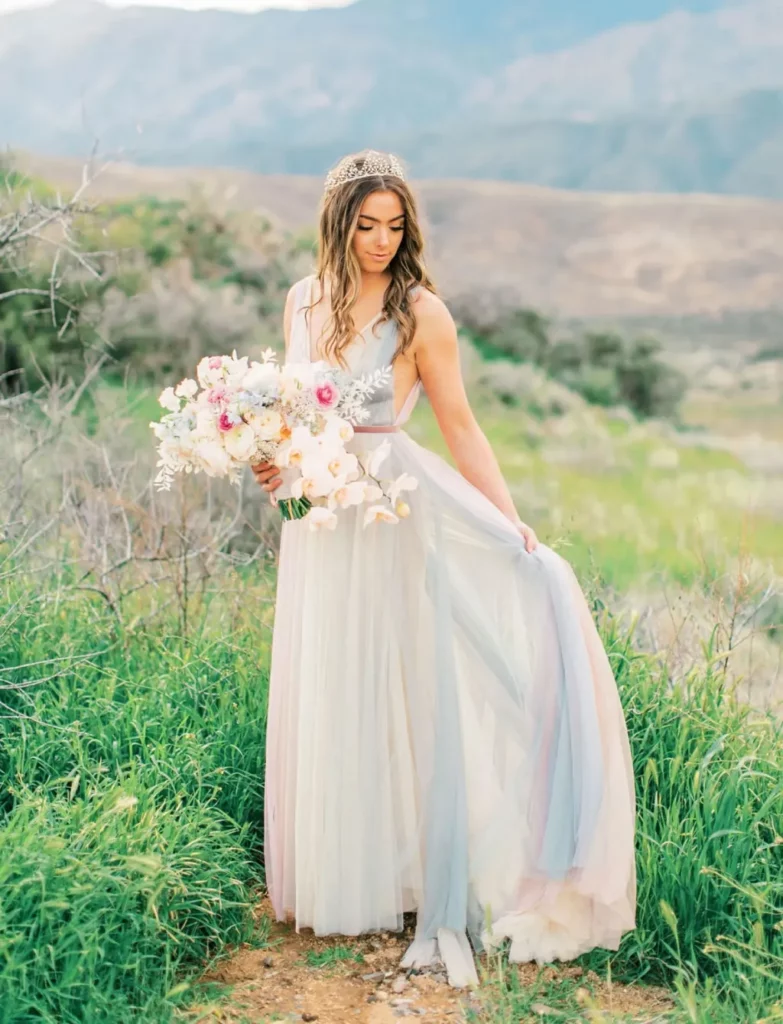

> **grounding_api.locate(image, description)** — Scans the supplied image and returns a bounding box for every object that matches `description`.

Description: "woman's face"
[351,189,405,274]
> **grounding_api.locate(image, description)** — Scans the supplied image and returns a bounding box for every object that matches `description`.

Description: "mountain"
[1,0,781,196]
[16,150,783,321]
[398,89,783,198]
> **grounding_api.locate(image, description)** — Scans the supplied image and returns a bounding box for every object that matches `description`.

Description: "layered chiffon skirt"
[264,426,636,987]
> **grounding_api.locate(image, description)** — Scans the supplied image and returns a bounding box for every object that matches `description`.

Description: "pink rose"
[217,410,235,432]
[207,386,227,405]
[314,381,340,409]
[208,356,223,370]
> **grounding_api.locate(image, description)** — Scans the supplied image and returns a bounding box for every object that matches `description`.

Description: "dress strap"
[288,275,315,363]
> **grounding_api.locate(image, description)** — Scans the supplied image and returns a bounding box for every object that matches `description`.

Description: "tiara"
[323,150,406,194]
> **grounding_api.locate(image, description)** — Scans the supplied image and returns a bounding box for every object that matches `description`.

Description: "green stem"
[278,496,313,521]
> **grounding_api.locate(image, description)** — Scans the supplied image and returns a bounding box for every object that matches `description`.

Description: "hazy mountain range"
[2,0,782,197]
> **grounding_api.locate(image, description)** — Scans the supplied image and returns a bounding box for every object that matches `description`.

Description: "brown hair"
[306,150,437,370]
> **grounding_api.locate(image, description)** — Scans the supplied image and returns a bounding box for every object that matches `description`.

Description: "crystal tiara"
[323,150,406,194]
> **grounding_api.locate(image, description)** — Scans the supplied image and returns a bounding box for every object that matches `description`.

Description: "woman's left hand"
[514,519,539,553]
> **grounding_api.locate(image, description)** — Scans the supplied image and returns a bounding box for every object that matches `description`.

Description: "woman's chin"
[360,256,390,272]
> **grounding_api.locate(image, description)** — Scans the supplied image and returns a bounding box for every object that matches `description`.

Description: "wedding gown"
[264,274,636,987]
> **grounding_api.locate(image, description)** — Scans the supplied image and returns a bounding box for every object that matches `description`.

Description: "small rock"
[362,971,386,982]
[391,976,409,994]
[302,1015,319,1023]
[262,955,275,968]
[390,998,412,1008]
[370,938,383,949]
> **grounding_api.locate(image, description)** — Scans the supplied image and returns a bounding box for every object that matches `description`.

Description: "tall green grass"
[2,566,782,1021]
[0,570,271,1022]
[479,615,783,1022]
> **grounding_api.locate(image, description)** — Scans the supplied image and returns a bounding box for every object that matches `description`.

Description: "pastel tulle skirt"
[264,428,636,987]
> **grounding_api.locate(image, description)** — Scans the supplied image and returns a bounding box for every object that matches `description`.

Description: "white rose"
[247,409,283,441]
[243,361,279,391]
[223,423,257,461]
[174,378,199,400]
[158,387,180,412]
[196,357,223,388]
[193,439,232,477]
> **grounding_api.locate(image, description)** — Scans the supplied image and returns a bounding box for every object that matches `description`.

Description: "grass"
[406,397,783,590]
[1,561,782,1021]
[302,945,365,969]
[1,378,781,1021]
[0,568,274,1023]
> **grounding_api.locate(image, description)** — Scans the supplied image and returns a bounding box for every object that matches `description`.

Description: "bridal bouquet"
[150,349,417,529]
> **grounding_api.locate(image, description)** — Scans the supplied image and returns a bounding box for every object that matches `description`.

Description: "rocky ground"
[180,895,674,1024]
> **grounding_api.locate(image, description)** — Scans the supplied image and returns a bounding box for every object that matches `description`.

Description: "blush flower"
[218,410,236,432]
[314,381,340,409]
[208,356,223,370]
[207,386,228,405]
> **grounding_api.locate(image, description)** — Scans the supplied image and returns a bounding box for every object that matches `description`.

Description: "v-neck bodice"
[287,274,422,429]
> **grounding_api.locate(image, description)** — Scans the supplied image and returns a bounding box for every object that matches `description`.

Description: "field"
[1,165,782,1022]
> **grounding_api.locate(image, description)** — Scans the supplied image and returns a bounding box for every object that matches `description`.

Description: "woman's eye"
[357,224,405,232]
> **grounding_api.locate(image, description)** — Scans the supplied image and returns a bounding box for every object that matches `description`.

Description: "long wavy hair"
[305,150,437,370]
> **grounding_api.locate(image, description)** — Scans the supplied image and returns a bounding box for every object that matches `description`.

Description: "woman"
[252,150,636,989]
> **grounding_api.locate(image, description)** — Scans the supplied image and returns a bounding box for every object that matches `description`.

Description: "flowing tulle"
[263,276,636,987]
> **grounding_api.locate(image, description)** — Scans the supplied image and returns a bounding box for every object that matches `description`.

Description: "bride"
[251,150,636,988]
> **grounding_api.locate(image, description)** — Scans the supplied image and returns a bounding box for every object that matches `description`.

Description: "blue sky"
[0,0,354,11]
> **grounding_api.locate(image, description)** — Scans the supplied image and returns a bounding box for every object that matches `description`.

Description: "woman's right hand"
[251,461,282,495]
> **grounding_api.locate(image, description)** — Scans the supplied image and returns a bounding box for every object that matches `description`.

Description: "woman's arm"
[251,284,297,494]
[411,292,538,552]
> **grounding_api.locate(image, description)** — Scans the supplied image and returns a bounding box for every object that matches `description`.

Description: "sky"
[0,0,354,11]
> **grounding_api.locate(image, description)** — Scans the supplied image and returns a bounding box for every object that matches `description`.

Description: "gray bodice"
[288,274,421,428]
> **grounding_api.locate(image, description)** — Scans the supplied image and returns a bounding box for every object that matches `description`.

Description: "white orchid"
[303,506,338,531]
[363,483,383,502]
[324,415,355,444]
[326,451,360,480]
[277,426,320,468]
[328,480,370,510]
[152,351,418,515]
[363,504,399,527]
[363,439,391,478]
[389,472,419,506]
[292,471,343,500]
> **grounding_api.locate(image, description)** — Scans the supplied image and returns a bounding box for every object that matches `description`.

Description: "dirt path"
[186,895,674,1023]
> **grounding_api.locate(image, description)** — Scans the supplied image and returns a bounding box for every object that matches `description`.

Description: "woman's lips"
[369,253,388,260]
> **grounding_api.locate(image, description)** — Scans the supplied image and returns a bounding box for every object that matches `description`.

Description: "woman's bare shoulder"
[410,285,452,325]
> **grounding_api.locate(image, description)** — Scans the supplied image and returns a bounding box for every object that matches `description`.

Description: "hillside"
[2,0,783,196]
[17,150,783,320]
